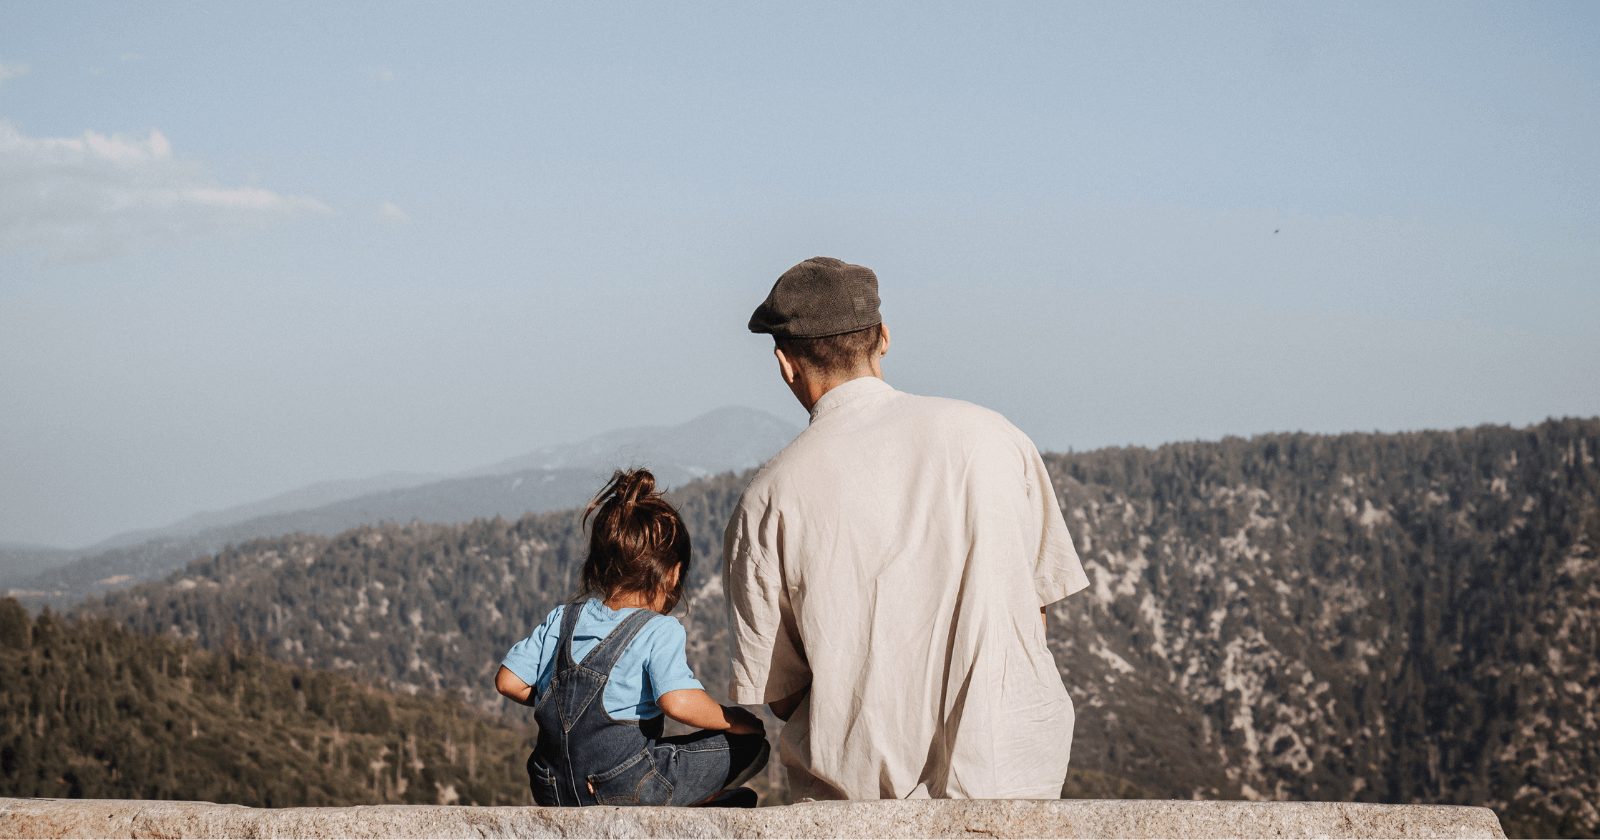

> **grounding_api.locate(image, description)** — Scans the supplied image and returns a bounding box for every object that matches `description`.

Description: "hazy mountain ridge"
[465,406,799,478]
[5,407,799,604]
[87,418,1600,836]
[86,472,445,552]
[0,544,73,583]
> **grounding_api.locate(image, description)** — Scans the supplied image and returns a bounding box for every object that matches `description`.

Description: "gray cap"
[748,257,881,339]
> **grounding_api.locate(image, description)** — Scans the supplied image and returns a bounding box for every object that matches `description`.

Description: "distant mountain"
[84,472,444,553]
[0,541,64,552]
[467,405,800,479]
[0,543,73,581]
[4,407,800,606]
[89,417,1600,837]
[0,597,531,806]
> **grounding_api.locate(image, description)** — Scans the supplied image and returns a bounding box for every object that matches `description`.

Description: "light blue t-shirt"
[501,598,703,720]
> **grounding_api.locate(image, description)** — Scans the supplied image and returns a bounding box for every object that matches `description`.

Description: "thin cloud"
[368,67,395,83]
[377,201,410,224]
[0,62,29,86]
[0,121,330,261]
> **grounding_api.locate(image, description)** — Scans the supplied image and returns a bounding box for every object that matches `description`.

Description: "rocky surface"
[0,797,1507,839]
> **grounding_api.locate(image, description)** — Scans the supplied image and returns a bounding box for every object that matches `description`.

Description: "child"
[494,469,769,807]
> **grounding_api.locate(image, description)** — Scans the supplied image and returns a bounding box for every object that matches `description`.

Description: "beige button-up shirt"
[724,377,1089,800]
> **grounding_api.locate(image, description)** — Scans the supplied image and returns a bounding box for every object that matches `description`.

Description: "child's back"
[506,598,707,805]
[506,598,700,726]
[494,470,768,806]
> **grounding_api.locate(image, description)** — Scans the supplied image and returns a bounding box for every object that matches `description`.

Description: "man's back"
[724,377,1088,799]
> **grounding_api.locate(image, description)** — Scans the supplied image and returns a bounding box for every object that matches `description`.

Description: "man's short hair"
[775,323,881,375]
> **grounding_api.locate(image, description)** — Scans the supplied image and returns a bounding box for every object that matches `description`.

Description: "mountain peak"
[467,405,800,479]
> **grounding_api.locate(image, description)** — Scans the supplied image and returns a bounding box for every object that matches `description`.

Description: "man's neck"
[797,371,881,413]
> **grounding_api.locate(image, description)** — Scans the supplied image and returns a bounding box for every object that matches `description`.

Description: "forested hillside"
[89,418,1600,836]
[1043,420,1600,838]
[0,599,530,807]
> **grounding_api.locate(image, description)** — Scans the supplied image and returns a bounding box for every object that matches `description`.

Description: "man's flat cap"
[748,257,881,339]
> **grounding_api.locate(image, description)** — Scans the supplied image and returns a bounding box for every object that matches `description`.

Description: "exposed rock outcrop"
[0,797,1507,839]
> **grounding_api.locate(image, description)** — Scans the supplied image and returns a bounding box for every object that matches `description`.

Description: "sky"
[2,1,1597,548]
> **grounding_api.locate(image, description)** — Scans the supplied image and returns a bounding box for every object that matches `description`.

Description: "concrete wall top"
[0,797,1507,839]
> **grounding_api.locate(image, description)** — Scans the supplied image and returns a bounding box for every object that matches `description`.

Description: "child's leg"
[654,730,770,806]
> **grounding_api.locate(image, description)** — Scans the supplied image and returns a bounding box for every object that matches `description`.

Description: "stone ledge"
[0,797,1507,839]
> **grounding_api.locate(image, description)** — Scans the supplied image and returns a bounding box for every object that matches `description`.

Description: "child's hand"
[722,705,766,735]
[661,689,767,734]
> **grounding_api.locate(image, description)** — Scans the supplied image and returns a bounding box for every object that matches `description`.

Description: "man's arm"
[768,686,808,722]
[1018,430,1090,609]
[724,494,813,709]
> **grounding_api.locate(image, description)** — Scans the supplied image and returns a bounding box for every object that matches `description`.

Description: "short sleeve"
[642,617,704,698]
[723,492,811,705]
[1021,434,1090,606]
[501,605,562,688]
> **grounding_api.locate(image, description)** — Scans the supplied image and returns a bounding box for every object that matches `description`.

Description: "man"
[723,256,1090,800]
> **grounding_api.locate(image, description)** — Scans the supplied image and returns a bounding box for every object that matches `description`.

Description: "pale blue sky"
[2,2,1597,547]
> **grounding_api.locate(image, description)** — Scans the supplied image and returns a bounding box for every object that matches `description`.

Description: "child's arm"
[498,606,563,708]
[495,665,537,707]
[658,689,765,734]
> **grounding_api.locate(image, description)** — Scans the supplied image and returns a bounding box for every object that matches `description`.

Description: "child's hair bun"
[601,468,656,511]
[581,467,691,610]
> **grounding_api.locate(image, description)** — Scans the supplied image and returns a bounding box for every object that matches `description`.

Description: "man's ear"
[878,323,891,358]
[775,346,799,385]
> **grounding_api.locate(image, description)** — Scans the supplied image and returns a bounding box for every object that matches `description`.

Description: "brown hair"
[581,469,690,612]
[774,322,882,375]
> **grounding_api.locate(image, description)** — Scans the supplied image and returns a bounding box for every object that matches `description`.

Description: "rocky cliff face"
[88,419,1600,837]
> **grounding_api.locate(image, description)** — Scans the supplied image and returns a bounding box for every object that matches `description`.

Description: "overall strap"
[580,608,658,676]
[554,599,586,673]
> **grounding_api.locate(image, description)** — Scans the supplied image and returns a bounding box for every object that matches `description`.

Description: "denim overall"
[528,604,670,806]
[526,600,771,807]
